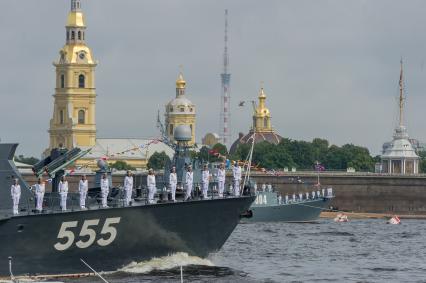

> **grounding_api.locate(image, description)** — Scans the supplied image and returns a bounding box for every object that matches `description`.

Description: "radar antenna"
[157,110,176,150]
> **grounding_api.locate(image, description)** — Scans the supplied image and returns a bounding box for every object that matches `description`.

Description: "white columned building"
[381,60,419,175]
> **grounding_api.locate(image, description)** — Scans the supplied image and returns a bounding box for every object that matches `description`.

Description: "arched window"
[60,74,65,88]
[82,32,85,40]
[78,74,85,88]
[71,31,75,40]
[264,118,268,128]
[78,110,85,124]
[59,110,64,124]
[78,31,81,40]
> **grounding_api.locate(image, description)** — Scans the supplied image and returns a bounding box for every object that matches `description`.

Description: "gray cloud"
[1,0,426,157]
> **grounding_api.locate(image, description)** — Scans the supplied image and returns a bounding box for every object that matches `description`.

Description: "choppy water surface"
[34,219,426,282]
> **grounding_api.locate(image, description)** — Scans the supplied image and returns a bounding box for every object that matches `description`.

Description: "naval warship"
[0,126,254,276]
[245,185,334,222]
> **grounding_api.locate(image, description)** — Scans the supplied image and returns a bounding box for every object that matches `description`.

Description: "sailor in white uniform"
[169,167,177,201]
[78,175,88,209]
[285,194,289,204]
[253,183,258,194]
[232,161,242,196]
[184,166,193,201]
[306,192,309,200]
[35,177,45,212]
[124,171,134,206]
[261,184,266,192]
[59,176,69,211]
[217,163,226,198]
[299,193,303,201]
[201,164,210,199]
[147,169,156,204]
[11,179,21,215]
[100,174,109,208]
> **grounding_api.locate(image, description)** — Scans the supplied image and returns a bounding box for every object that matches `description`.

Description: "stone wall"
[21,172,426,214]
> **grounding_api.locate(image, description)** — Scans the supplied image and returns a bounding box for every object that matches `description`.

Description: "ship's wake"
[119,252,214,274]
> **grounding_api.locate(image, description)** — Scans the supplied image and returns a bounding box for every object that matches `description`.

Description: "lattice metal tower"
[220,9,231,146]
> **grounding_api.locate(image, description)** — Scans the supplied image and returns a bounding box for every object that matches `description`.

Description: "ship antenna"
[8,256,15,282]
[80,258,110,283]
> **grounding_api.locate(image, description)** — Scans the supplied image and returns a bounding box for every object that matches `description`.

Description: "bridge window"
[60,74,65,88]
[59,110,64,124]
[78,110,85,124]
[78,74,85,88]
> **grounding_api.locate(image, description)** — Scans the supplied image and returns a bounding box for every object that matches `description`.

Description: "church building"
[46,0,172,169]
[164,73,196,145]
[229,86,283,153]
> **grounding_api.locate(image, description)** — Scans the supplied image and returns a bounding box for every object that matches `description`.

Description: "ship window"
[71,31,75,40]
[59,110,64,124]
[78,74,85,88]
[17,224,24,232]
[60,74,65,88]
[78,31,81,40]
[78,110,85,124]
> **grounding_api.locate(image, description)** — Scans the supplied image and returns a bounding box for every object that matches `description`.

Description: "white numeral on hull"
[54,217,121,251]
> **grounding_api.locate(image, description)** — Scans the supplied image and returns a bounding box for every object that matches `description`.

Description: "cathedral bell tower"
[47,0,97,152]
[165,72,196,145]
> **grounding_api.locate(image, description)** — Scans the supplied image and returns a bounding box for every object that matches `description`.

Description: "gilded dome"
[67,11,85,27]
[176,73,186,89]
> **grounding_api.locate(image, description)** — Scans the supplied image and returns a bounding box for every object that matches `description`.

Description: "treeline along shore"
[20,170,426,215]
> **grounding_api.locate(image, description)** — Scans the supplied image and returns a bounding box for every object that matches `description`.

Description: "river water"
[24,219,426,282]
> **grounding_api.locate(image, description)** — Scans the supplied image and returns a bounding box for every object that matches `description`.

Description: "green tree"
[109,160,136,171]
[212,143,228,156]
[147,151,171,170]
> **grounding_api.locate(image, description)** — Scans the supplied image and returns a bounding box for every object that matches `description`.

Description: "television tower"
[220,9,231,146]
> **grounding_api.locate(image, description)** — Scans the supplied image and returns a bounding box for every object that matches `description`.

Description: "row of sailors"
[10,172,134,215]
[10,162,244,215]
[277,188,333,204]
[157,161,242,203]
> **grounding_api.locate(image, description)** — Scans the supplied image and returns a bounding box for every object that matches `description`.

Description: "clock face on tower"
[79,52,85,60]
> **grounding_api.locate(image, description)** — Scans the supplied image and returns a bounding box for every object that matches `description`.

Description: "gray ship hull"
[0,196,254,276]
[246,197,332,223]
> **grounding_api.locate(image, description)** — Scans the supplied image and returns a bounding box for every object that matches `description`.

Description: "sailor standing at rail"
[232,161,242,196]
[169,166,177,202]
[147,169,156,204]
[35,177,45,212]
[184,166,193,201]
[11,178,21,215]
[217,163,225,198]
[100,173,109,208]
[59,176,69,211]
[201,164,210,199]
[79,175,88,209]
[124,170,133,206]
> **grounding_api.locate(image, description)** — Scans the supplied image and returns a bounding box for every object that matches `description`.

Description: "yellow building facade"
[47,0,96,152]
[165,73,196,145]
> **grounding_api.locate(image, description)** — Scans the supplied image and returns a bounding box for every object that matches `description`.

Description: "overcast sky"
[1,0,426,157]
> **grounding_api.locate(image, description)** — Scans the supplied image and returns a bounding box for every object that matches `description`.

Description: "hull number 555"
[54,217,121,251]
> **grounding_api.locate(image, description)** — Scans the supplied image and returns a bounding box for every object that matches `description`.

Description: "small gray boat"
[244,187,334,222]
